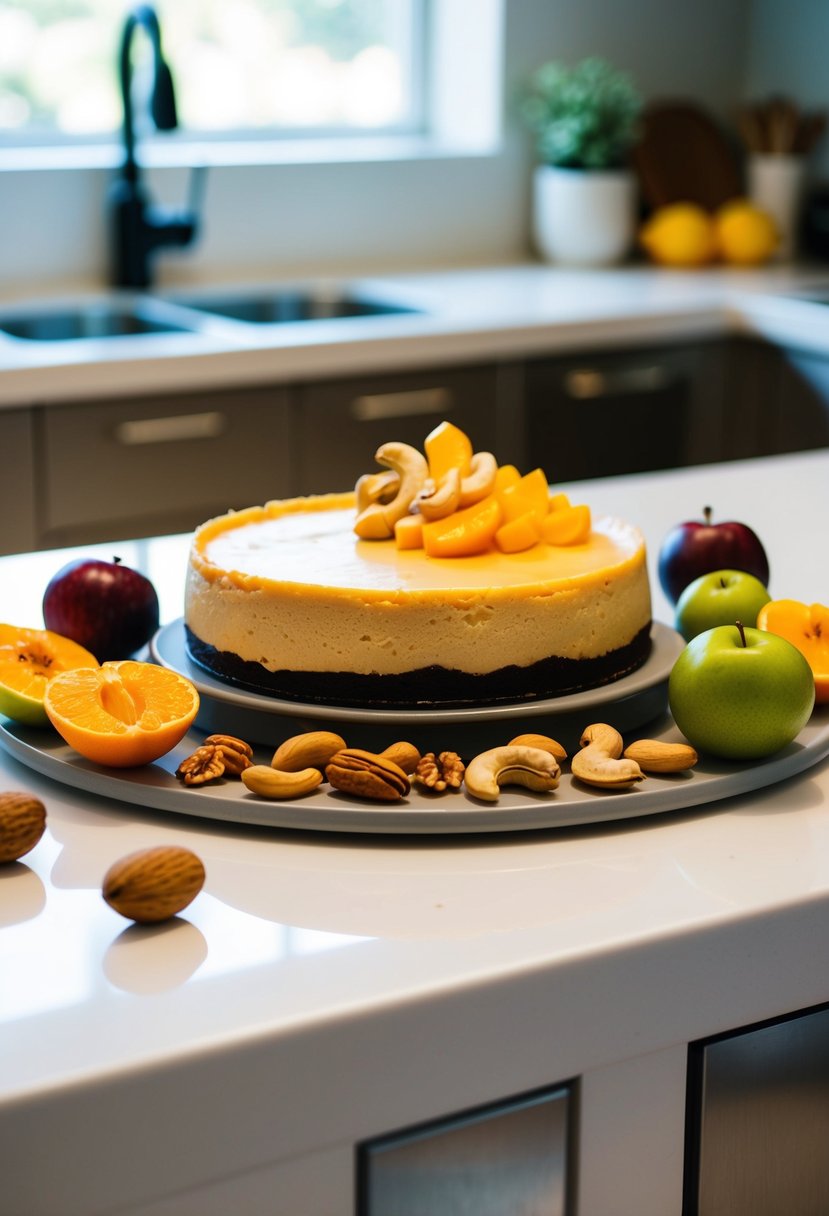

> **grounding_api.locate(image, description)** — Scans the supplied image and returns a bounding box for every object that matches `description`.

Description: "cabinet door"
[687,1004,829,1215]
[38,387,293,547]
[773,348,829,453]
[294,365,501,495]
[0,409,37,555]
[523,342,728,482]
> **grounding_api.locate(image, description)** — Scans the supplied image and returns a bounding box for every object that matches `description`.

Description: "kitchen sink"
[0,304,193,342]
[170,288,419,325]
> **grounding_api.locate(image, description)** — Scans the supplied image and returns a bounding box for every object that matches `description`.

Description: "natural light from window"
[0,0,422,143]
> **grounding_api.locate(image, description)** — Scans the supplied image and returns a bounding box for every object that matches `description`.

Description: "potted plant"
[519,57,642,265]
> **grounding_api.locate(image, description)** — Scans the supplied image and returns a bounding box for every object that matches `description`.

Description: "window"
[0,0,425,145]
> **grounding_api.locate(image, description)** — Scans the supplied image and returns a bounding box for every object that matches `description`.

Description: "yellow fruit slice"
[548,492,571,512]
[394,514,424,550]
[44,661,200,768]
[495,511,541,553]
[0,625,99,727]
[494,464,521,494]
[424,420,473,483]
[422,497,502,558]
[541,504,592,546]
[498,468,550,523]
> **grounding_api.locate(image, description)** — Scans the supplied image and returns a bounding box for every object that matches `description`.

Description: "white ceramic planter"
[532,165,636,266]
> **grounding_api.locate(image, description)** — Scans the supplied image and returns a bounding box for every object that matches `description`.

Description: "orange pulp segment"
[44,660,200,767]
[757,600,829,703]
[0,625,99,726]
[498,468,549,523]
[424,420,473,483]
[495,510,541,554]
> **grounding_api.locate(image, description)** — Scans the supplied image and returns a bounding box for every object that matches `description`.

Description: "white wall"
[0,0,767,294]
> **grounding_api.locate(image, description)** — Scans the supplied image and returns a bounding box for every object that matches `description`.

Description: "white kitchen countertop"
[1,448,829,1215]
[3,261,829,408]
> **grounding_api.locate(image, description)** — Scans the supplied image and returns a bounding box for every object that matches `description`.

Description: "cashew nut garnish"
[355,469,400,513]
[241,765,323,799]
[464,745,561,803]
[623,739,698,773]
[354,442,429,539]
[458,451,498,507]
[571,723,644,790]
[415,467,462,521]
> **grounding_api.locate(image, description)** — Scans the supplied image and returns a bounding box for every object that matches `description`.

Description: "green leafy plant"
[520,57,642,170]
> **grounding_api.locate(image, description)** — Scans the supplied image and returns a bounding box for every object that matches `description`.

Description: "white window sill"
[0,131,500,175]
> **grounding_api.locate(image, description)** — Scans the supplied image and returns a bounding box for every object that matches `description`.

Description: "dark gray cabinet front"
[293,364,503,496]
[358,1083,571,1216]
[522,342,728,483]
[36,386,293,548]
[686,1003,829,1216]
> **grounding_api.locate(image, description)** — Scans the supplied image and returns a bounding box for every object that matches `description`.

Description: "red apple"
[42,557,160,662]
[658,507,770,604]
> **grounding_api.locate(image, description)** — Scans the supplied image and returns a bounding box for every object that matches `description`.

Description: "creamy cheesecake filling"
[184,493,652,705]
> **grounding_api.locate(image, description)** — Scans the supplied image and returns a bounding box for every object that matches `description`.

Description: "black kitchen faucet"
[108,4,202,288]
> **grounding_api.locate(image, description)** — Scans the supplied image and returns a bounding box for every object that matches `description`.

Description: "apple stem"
[703,506,712,525]
[113,556,122,565]
[735,620,747,647]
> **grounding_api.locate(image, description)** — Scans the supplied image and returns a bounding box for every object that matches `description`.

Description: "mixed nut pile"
[175,724,699,804]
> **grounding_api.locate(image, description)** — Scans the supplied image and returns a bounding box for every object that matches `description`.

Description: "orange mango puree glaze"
[191,493,645,603]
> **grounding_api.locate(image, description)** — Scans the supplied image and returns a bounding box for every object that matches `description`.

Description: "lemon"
[715,199,779,266]
[639,203,717,268]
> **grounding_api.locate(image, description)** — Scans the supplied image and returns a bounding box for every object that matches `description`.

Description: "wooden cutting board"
[633,101,742,211]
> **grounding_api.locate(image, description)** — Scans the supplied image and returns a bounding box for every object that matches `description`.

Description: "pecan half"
[325,748,410,802]
[176,744,226,786]
[414,751,465,792]
[203,733,253,776]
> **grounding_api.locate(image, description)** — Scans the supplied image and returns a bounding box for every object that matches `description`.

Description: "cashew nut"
[354,442,429,539]
[241,764,323,799]
[459,451,498,507]
[355,469,399,512]
[415,467,462,521]
[464,745,561,803]
[571,723,644,790]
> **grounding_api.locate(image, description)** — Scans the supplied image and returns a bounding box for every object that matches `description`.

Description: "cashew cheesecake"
[184,424,652,708]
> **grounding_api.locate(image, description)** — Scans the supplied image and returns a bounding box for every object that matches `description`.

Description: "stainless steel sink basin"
[171,289,419,325]
[0,304,192,342]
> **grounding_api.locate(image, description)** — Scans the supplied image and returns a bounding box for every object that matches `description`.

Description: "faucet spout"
[109,4,201,288]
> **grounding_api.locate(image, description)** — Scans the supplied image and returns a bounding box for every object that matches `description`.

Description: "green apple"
[675,568,771,642]
[668,622,815,760]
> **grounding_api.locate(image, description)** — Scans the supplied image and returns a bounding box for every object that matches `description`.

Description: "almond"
[271,730,347,773]
[102,845,205,923]
[0,792,47,863]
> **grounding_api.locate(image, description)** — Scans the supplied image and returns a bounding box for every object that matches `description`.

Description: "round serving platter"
[150,618,685,755]
[1,713,827,835]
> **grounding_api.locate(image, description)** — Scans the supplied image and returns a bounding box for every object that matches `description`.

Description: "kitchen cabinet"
[0,407,37,554]
[34,385,293,549]
[686,1002,829,1215]
[292,363,507,495]
[771,346,829,453]
[521,341,729,482]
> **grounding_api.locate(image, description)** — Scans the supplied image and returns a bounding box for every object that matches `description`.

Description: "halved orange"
[44,660,199,768]
[0,624,99,727]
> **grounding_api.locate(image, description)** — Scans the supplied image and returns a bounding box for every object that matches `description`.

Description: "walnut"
[203,734,253,776]
[176,744,226,786]
[414,751,465,793]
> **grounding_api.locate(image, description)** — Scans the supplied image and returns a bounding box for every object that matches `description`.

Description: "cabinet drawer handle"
[114,411,226,445]
[351,388,453,421]
[564,365,674,399]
